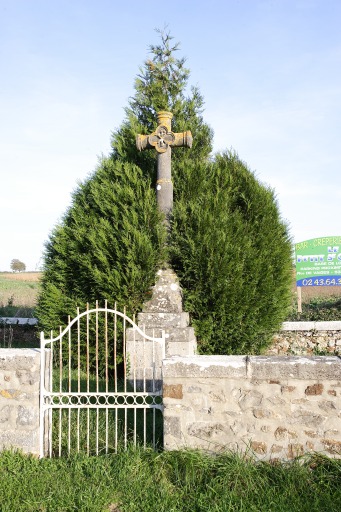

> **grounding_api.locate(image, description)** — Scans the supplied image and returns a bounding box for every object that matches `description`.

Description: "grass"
[48,406,163,458]
[0,271,41,317]
[0,449,340,511]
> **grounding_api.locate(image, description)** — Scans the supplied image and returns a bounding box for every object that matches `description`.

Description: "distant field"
[0,271,41,282]
[299,284,341,302]
[0,270,341,314]
[0,272,42,313]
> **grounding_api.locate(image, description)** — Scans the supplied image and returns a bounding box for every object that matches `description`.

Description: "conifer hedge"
[36,159,167,331]
[36,31,293,355]
[171,152,293,354]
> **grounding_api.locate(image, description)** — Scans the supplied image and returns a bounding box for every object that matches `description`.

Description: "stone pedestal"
[126,269,197,389]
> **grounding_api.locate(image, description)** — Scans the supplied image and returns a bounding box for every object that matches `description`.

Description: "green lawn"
[0,448,340,511]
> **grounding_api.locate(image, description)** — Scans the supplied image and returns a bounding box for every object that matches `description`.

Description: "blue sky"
[1,0,340,271]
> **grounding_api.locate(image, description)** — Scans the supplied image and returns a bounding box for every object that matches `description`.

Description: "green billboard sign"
[295,236,341,286]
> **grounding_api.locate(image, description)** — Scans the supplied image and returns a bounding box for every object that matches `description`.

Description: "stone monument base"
[126,268,197,389]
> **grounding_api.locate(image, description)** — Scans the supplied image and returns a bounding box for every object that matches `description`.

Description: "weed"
[7,294,15,307]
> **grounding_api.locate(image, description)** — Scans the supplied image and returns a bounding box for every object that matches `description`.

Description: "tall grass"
[0,272,41,316]
[0,449,340,511]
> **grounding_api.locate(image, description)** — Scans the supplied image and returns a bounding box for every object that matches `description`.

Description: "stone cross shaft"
[136,111,192,220]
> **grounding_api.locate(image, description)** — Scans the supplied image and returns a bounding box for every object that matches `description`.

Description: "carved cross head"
[148,125,176,153]
[136,111,192,153]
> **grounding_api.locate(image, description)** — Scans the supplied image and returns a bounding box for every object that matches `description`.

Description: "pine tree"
[37,30,293,354]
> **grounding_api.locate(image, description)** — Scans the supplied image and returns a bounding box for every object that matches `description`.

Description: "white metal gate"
[39,301,165,457]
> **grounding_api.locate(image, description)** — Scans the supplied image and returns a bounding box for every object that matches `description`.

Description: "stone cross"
[136,111,192,221]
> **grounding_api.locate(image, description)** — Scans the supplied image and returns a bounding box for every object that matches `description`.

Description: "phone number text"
[299,277,341,286]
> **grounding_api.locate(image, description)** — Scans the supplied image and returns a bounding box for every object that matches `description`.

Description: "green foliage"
[287,295,341,322]
[1,449,340,512]
[0,304,34,318]
[170,151,293,354]
[37,29,293,355]
[36,159,166,332]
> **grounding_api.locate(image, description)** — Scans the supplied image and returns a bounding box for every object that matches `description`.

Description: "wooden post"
[297,286,302,313]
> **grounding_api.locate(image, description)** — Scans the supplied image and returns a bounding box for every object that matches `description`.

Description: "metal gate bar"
[40,301,165,458]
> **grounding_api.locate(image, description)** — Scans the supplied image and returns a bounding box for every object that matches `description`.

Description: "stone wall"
[163,355,341,460]
[0,349,42,455]
[2,346,341,461]
[267,321,341,355]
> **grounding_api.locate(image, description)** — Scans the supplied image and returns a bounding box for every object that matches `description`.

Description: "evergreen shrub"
[171,152,293,354]
[36,159,166,334]
[37,31,293,355]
